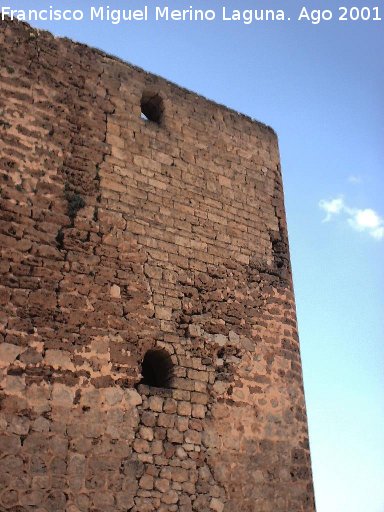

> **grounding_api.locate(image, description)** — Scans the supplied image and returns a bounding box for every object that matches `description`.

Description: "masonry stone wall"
[0,18,316,512]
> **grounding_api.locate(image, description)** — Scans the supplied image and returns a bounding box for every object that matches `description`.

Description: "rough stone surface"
[0,18,316,512]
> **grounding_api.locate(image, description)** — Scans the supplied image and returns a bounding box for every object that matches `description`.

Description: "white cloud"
[348,175,362,184]
[348,209,384,240]
[319,197,345,222]
[319,197,384,240]
[371,227,384,240]
[349,208,381,230]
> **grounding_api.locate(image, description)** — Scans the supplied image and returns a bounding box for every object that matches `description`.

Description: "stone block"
[139,474,154,490]
[163,398,177,414]
[133,439,150,453]
[161,489,178,505]
[155,478,170,493]
[167,429,183,444]
[210,498,225,512]
[184,430,202,445]
[177,401,192,416]
[191,404,206,419]
[157,413,175,429]
[140,426,154,441]
[0,343,23,367]
[45,350,72,370]
[148,396,163,413]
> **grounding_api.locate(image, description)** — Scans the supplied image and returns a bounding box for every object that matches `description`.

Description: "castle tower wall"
[0,19,315,512]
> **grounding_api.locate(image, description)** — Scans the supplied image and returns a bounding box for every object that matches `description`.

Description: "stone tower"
[0,19,316,512]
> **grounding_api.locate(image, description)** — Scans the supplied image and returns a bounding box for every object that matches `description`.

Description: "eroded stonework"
[0,18,316,512]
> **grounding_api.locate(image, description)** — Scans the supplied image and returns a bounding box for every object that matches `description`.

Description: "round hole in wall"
[140,92,164,124]
[140,348,173,388]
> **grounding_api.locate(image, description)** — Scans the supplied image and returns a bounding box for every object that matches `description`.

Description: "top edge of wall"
[2,16,277,138]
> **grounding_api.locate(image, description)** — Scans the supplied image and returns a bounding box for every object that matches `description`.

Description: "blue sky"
[4,1,384,510]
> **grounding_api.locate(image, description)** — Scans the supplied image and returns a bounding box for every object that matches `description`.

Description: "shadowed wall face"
[0,19,315,512]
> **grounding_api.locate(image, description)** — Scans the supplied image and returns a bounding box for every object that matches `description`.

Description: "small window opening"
[140,349,173,388]
[141,92,163,124]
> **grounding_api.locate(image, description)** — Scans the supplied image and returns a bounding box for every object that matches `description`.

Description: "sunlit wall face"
[2,2,384,511]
